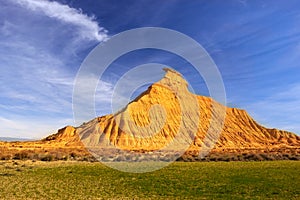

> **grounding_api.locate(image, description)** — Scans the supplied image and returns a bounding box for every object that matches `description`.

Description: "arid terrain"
[0,69,299,162]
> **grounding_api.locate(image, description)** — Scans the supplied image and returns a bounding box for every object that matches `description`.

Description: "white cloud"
[0,116,74,139]
[245,84,300,134]
[237,0,248,7]
[11,0,108,41]
[0,1,112,138]
[72,73,115,125]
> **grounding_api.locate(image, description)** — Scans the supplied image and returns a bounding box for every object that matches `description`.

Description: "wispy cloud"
[0,0,112,138]
[11,0,108,41]
[0,116,74,139]
[245,83,300,134]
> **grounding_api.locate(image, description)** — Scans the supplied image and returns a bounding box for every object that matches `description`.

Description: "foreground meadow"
[0,161,299,199]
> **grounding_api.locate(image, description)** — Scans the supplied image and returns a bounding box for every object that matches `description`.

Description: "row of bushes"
[0,151,299,162]
[0,152,95,162]
[177,152,300,162]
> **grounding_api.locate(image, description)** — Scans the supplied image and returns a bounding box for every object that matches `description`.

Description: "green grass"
[0,161,299,199]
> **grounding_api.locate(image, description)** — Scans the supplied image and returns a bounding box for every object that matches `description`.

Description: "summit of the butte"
[1,68,299,161]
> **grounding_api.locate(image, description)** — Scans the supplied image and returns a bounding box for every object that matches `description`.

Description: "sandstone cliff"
[1,68,299,161]
[75,68,299,153]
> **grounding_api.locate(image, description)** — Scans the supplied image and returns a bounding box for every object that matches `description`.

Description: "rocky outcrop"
[75,68,300,153]
[1,68,299,161]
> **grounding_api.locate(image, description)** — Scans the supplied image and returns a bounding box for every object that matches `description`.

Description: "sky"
[1,0,300,139]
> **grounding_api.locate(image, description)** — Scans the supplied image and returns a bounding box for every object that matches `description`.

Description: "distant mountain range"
[0,137,33,142]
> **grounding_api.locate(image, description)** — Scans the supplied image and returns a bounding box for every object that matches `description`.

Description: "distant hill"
[0,137,33,142]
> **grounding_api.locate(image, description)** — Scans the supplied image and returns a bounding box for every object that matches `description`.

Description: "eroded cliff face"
[72,68,300,152]
[1,68,299,161]
[43,126,80,146]
[78,68,198,151]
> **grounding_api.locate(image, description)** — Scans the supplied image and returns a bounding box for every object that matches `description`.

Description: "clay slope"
[0,126,88,161]
[76,68,299,153]
[1,68,299,161]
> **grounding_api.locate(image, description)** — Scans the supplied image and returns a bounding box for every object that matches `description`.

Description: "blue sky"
[1,0,300,138]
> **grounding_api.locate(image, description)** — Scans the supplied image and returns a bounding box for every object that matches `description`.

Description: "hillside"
[0,68,299,161]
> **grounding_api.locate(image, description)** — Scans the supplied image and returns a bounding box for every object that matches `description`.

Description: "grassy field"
[0,161,299,199]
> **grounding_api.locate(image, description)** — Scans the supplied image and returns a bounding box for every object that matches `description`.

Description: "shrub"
[40,154,54,161]
[13,152,29,160]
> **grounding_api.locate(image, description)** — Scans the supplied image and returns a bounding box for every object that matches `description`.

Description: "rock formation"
[76,68,299,152]
[1,68,299,161]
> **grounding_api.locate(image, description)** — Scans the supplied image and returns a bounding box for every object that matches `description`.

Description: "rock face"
[74,68,299,153]
[43,126,80,146]
[1,68,299,161]
[78,68,202,152]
